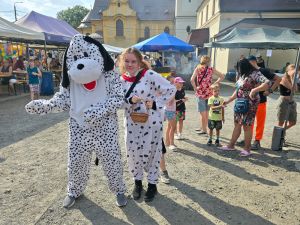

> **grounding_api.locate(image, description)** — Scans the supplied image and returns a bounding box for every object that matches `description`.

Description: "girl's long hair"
[119,48,150,74]
[238,58,255,78]
[285,64,295,84]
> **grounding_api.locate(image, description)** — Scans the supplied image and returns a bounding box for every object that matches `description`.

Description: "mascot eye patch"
[84,52,89,57]
[74,56,78,61]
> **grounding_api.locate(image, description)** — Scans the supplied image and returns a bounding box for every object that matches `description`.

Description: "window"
[117,1,121,7]
[200,12,203,25]
[144,27,150,38]
[116,19,124,36]
[212,0,215,15]
[186,25,191,33]
[164,26,170,33]
[189,0,191,2]
[206,5,209,21]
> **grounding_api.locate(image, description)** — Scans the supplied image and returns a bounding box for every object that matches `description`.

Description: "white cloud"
[0,0,93,22]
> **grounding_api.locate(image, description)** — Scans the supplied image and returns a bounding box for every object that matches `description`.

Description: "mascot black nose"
[77,64,84,70]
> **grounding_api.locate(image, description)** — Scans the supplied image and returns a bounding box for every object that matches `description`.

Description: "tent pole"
[283,47,300,130]
[292,47,300,95]
[213,47,216,67]
[162,51,165,66]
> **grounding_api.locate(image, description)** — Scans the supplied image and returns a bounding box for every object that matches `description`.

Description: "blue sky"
[0,0,94,22]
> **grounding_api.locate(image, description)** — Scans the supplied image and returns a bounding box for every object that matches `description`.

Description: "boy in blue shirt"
[27,59,42,100]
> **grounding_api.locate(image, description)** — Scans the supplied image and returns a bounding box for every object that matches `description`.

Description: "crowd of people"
[116,49,298,198]
[0,54,61,99]
[24,43,298,207]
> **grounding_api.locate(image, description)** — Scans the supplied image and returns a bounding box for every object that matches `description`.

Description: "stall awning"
[0,17,45,43]
[204,27,300,49]
[15,11,79,45]
[187,28,209,47]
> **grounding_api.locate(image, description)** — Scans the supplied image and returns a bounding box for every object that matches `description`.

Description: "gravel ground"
[0,84,300,225]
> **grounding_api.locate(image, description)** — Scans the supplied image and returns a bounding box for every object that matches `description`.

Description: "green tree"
[57,5,89,29]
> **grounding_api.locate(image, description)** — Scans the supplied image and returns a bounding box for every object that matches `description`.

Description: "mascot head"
[61,34,114,90]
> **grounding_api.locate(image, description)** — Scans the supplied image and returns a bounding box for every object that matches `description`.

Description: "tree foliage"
[57,5,89,29]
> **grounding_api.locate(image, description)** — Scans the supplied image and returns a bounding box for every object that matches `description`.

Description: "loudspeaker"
[271,126,285,151]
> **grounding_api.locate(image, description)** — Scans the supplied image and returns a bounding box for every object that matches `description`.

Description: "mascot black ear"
[84,36,114,72]
[61,46,70,88]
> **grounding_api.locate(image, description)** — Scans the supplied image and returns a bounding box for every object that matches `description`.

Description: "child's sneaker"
[207,139,212,146]
[175,133,184,140]
[160,170,170,184]
[215,139,221,147]
[169,145,178,151]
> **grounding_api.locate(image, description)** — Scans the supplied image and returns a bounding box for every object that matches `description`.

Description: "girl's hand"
[145,100,153,109]
[131,95,142,103]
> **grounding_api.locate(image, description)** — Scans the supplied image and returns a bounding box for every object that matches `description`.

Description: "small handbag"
[234,87,249,113]
[125,70,149,123]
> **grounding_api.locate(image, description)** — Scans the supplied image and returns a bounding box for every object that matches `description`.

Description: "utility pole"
[14,2,23,21]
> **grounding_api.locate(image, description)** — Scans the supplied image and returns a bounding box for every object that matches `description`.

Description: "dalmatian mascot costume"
[25,34,127,208]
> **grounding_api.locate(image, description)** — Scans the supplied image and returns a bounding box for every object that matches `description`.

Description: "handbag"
[234,87,249,113]
[125,70,149,123]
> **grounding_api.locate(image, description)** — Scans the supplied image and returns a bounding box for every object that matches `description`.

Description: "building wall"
[175,17,197,41]
[139,21,175,39]
[80,0,175,47]
[175,0,202,40]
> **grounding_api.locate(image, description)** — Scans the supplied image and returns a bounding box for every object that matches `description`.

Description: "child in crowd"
[174,77,188,140]
[27,59,42,100]
[160,75,175,184]
[164,75,177,151]
[207,84,224,146]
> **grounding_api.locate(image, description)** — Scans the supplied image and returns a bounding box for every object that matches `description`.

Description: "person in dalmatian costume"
[119,48,176,202]
[25,34,127,208]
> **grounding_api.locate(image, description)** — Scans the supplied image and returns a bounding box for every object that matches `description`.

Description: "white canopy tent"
[0,17,45,43]
[103,44,124,54]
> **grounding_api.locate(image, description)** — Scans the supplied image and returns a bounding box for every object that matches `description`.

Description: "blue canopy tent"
[133,32,194,66]
[133,32,194,52]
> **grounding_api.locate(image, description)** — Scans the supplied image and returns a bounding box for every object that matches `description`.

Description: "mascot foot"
[116,193,127,207]
[63,195,76,208]
[144,183,157,202]
[132,180,143,200]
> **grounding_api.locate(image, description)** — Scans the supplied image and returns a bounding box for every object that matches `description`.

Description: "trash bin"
[40,71,54,95]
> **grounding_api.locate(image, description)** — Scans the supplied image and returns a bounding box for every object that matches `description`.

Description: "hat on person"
[174,77,185,83]
[247,55,257,61]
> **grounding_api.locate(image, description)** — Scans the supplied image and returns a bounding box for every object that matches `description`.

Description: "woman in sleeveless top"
[190,55,224,134]
[0,59,16,94]
[277,64,298,130]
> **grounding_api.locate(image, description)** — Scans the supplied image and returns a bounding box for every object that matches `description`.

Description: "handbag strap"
[196,66,209,87]
[125,69,145,98]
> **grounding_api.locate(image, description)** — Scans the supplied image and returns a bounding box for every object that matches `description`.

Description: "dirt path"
[1,86,300,225]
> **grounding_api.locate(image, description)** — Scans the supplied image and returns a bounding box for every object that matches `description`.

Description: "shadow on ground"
[180,139,279,186]
[0,96,68,150]
[170,178,276,225]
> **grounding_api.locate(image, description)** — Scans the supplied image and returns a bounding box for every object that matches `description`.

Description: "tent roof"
[0,17,44,43]
[15,11,79,45]
[103,44,124,54]
[216,18,300,39]
[133,32,194,52]
[204,27,300,49]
